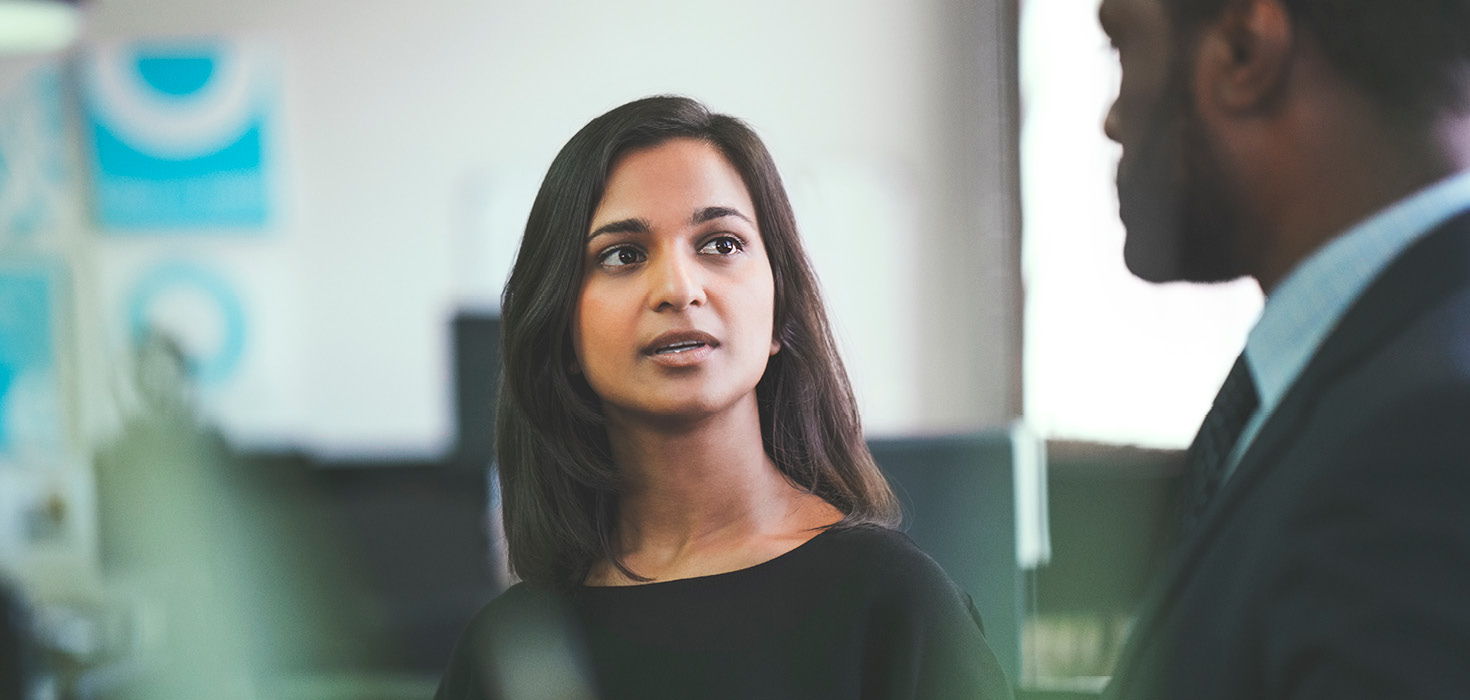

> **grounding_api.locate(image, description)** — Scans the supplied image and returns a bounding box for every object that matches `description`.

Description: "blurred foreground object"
[89,329,257,697]
[87,328,331,698]
[1,577,36,699]
[84,327,499,698]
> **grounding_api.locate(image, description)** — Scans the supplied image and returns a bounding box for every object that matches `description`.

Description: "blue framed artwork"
[0,63,68,245]
[83,41,275,232]
[0,262,64,459]
[124,259,248,386]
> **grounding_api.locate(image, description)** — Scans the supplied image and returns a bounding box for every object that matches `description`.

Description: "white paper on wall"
[95,241,303,450]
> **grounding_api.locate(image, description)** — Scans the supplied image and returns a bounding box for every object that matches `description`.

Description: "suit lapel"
[1107,211,1470,697]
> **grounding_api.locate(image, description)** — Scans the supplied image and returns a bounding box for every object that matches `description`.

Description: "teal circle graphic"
[126,261,247,385]
[136,54,217,97]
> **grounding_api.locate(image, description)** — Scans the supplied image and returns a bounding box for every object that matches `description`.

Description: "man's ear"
[1194,0,1294,114]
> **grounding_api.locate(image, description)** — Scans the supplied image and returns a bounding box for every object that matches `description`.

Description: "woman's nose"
[648,251,706,312]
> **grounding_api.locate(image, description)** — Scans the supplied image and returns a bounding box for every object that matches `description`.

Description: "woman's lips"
[645,342,715,367]
[642,329,719,367]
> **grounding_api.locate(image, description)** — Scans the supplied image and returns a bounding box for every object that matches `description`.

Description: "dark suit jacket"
[1106,211,1470,699]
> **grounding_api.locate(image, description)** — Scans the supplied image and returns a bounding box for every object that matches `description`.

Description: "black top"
[435,524,1013,699]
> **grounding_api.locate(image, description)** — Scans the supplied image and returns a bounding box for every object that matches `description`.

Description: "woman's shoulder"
[804,524,974,607]
[445,583,580,664]
[464,580,569,627]
[815,524,954,580]
[817,525,1012,696]
[448,581,580,658]
[819,522,924,551]
[437,583,591,700]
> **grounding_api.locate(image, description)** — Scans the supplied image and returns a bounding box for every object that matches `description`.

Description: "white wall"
[82,0,1020,457]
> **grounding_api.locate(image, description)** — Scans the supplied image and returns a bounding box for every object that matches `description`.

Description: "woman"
[437,96,1011,700]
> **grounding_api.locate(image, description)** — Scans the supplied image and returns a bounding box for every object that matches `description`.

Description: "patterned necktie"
[1182,354,1260,532]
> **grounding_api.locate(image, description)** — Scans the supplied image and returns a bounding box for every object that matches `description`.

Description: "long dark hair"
[496,95,899,588]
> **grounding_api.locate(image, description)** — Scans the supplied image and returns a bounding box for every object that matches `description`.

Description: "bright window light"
[1019,0,1262,448]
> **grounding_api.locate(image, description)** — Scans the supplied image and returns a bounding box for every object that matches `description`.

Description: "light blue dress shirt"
[1222,169,1470,481]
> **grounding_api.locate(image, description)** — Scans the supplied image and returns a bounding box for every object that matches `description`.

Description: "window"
[1019,0,1262,448]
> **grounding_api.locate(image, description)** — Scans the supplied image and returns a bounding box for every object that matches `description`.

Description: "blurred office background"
[0,0,1261,697]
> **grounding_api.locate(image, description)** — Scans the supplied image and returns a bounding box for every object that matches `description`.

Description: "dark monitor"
[869,429,1047,685]
[300,461,504,672]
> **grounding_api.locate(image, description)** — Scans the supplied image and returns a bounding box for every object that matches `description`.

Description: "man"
[1099,0,1470,697]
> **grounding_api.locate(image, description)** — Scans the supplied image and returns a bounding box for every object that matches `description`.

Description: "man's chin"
[1123,256,1183,283]
[1120,213,1188,283]
[1124,232,1249,285]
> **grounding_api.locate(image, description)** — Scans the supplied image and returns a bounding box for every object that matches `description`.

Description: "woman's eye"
[597,246,646,267]
[700,236,744,256]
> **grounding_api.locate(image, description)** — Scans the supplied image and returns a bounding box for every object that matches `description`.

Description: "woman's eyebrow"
[691,206,753,226]
[589,208,751,241]
[587,217,652,241]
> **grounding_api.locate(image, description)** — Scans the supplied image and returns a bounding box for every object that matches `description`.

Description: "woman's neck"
[594,394,839,582]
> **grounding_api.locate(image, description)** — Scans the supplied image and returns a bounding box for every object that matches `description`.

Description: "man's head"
[1170,0,1470,124]
[1101,0,1470,285]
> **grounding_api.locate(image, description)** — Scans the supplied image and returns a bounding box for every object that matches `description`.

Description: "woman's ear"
[770,337,781,356]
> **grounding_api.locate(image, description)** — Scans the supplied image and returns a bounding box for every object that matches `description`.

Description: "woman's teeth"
[655,342,705,354]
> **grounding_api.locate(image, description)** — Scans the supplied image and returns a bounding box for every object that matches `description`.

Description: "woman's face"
[572,138,779,423]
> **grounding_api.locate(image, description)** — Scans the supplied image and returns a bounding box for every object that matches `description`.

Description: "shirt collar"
[1244,169,1470,410]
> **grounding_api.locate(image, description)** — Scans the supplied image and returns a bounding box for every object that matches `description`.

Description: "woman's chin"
[605,390,757,428]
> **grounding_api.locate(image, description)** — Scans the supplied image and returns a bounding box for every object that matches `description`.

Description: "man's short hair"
[1169,0,1470,123]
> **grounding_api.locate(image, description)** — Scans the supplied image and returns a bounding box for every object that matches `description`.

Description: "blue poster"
[0,64,67,244]
[125,260,248,385]
[0,264,62,457]
[83,42,274,231]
